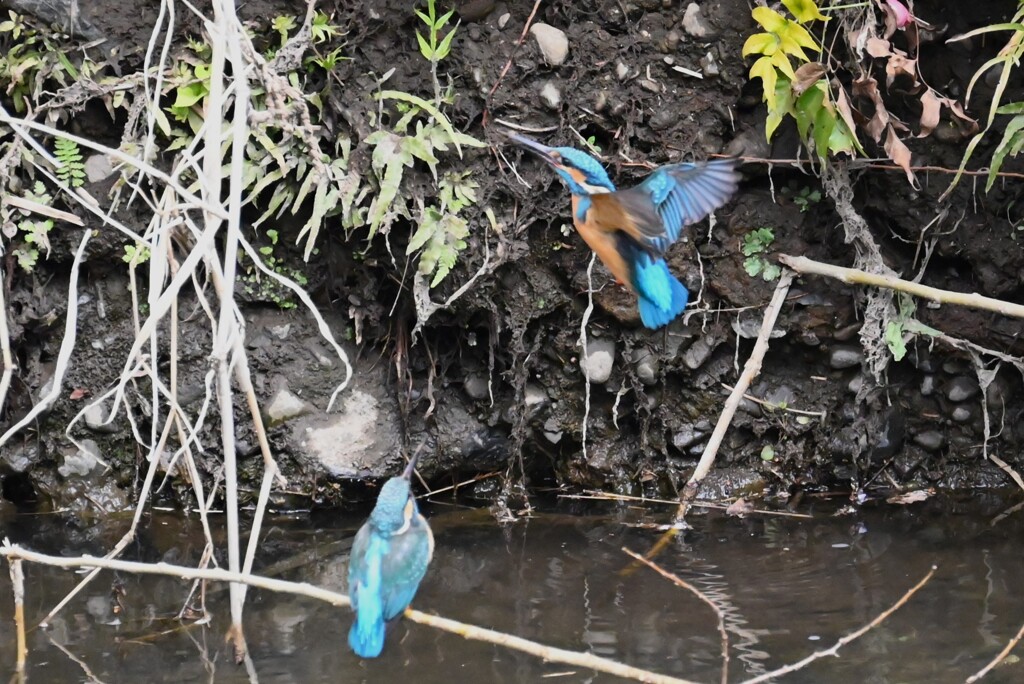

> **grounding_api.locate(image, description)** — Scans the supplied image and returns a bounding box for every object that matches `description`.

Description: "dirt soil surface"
[1,0,1023,514]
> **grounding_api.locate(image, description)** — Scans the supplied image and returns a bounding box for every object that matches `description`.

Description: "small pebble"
[829,346,862,370]
[581,338,616,384]
[682,2,712,38]
[945,376,979,403]
[913,430,945,451]
[529,23,569,66]
[539,81,561,109]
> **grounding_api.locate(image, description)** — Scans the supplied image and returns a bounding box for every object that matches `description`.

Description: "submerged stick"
[1,544,697,684]
[623,548,729,684]
[966,619,1024,682]
[740,565,938,684]
[677,271,794,519]
[8,557,27,672]
[779,254,1024,319]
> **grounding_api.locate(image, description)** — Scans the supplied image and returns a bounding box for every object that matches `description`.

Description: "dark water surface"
[2,493,1022,683]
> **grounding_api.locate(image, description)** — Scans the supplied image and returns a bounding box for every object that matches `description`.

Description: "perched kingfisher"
[347,453,434,658]
[508,132,740,329]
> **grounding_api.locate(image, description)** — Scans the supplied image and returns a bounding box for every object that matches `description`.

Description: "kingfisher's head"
[507,132,616,196]
[369,452,421,535]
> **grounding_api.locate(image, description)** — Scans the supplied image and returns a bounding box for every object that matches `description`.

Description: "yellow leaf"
[771,51,796,79]
[782,0,828,24]
[750,56,778,108]
[786,22,821,52]
[742,32,778,56]
[752,7,788,33]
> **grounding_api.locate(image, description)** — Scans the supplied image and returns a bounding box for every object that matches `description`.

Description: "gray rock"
[581,338,616,384]
[84,154,116,183]
[829,346,862,370]
[682,3,712,38]
[464,374,489,400]
[543,417,563,444]
[265,388,312,426]
[1,444,34,473]
[84,401,119,434]
[539,81,561,109]
[946,376,979,403]
[299,388,401,478]
[59,440,102,478]
[524,382,549,407]
[700,50,720,77]
[269,323,291,340]
[634,350,659,385]
[529,23,569,65]
[683,336,714,370]
[920,375,935,397]
[498,13,510,29]
[615,61,629,80]
[913,430,945,451]
[673,424,706,450]
[952,406,972,423]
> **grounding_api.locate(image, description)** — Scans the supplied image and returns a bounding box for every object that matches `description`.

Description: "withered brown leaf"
[792,62,827,95]
[884,125,919,187]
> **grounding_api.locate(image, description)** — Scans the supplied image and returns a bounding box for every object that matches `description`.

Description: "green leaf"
[436,9,455,29]
[436,26,458,60]
[378,89,468,157]
[744,256,764,277]
[995,101,1024,115]
[760,444,775,461]
[812,105,836,162]
[782,0,828,23]
[172,81,207,109]
[416,30,432,59]
[885,321,907,361]
[794,85,825,140]
[761,262,782,281]
[986,115,1024,191]
[414,9,432,25]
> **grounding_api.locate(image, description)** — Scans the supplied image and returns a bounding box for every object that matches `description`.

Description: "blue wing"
[380,514,434,621]
[348,525,388,658]
[608,158,740,256]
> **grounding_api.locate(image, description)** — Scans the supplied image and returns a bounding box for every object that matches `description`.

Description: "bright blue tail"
[348,596,386,658]
[634,257,689,329]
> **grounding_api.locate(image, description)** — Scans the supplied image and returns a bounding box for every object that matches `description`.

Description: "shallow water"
[1,493,1022,683]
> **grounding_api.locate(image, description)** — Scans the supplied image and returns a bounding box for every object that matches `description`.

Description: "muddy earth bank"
[1,0,1022,515]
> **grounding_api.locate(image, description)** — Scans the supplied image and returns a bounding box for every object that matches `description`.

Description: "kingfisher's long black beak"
[506,131,561,168]
[401,449,422,480]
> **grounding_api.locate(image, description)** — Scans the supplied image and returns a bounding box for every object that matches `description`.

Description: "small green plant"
[53,137,86,188]
[414,0,458,104]
[760,444,775,462]
[240,229,308,309]
[122,243,151,266]
[944,3,1024,196]
[782,184,821,212]
[6,182,54,272]
[407,171,477,287]
[742,227,781,281]
[742,0,860,162]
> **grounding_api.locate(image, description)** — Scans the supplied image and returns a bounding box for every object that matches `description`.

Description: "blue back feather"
[632,253,689,329]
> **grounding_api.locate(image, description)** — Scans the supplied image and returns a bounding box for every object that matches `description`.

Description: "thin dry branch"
[966,619,1024,682]
[677,271,794,519]
[740,565,938,684]
[623,548,729,684]
[779,255,1024,319]
[8,557,26,673]
[1,543,697,684]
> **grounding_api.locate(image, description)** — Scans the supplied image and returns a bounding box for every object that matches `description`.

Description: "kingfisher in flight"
[347,452,434,658]
[508,132,740,329]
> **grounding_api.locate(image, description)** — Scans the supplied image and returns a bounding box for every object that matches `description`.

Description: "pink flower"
[885,0,913,28]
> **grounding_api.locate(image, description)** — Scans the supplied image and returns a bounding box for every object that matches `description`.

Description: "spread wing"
[594,158,740,256]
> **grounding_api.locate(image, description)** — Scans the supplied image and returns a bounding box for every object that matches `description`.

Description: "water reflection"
[1,494,1022,683]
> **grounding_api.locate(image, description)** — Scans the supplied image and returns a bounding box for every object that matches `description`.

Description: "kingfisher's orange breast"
[571,196,634,292]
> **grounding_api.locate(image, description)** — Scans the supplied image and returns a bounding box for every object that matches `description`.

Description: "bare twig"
[720,383,826,419]
[623,548,729,684]
[579,254,597,463]
[560,491,813,519]
[677,271,794,519]
[966,619,1024,682]
[740,565,938,684]
[8,557,27,672]
[779,255,1024,319]
[2,543,698,684]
